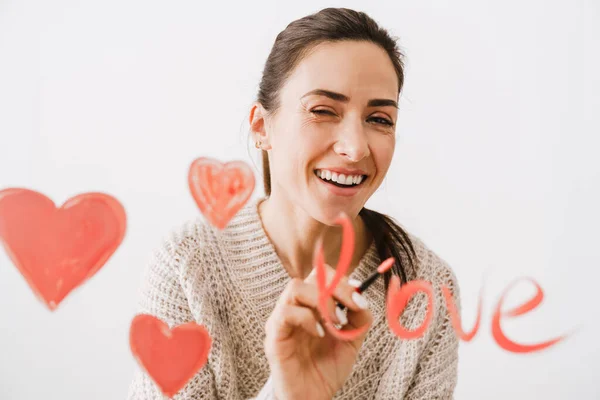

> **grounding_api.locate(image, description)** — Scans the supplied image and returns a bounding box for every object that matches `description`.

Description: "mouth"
[313,169,368,189]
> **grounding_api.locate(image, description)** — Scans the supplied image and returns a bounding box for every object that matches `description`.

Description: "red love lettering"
[315,211,394,341]
[310,211,578,352]
[441,280,484,342]
[491,276,571,353]
[129,314,212,398]
[0,188,126,310]
[386,277,435,339]
[188,157,255,230]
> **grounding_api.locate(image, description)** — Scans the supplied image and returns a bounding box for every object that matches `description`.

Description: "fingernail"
[335,306,348,325]
[316,322,325,337]
[348,278,361,288]
[352,291,369,309]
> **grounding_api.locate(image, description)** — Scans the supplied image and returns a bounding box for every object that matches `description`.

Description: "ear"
[249,102,273,150]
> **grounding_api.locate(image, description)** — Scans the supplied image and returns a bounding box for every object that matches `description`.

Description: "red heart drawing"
[129,314,212,398]
[188,157,255,230]
[0,188,126,310]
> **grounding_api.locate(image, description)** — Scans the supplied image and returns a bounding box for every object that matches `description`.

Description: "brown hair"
[250,7,417,290]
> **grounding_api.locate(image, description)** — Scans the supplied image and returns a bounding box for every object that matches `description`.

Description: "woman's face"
[257,40,399,224]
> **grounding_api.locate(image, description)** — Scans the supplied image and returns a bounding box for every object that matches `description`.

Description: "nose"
[333,125,371,162]
[333,119,370,162]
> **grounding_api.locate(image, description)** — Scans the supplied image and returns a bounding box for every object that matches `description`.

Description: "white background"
[1,0,598,399]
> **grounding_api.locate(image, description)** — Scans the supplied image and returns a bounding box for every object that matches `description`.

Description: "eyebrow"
[301,88,399,109]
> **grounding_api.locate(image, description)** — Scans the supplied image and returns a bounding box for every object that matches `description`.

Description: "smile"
[313,169,368,192]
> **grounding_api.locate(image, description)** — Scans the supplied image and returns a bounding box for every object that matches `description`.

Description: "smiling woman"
[127,7,461,400]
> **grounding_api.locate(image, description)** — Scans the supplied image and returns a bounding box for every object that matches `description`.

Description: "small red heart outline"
[188,157,255,230]
[129,314,212,398]
[0,188,126,310]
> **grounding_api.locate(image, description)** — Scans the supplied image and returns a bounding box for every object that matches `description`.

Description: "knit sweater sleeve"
[126,224,220,400]
[126,221,277,400]
[404,252,461,400]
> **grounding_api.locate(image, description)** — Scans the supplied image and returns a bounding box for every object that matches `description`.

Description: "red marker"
[336,257,395,314]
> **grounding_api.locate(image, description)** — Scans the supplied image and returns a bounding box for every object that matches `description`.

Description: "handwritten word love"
[315,212,574,353]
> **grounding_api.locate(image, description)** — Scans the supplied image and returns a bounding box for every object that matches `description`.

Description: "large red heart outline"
[129,314,212,398]
[0,188,126,310]
[188,157,255,230]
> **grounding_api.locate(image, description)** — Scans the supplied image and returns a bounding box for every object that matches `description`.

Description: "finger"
[305,263,369,313]
[283,278,345,325]
[344,301,373,332]
[267,303,326,341]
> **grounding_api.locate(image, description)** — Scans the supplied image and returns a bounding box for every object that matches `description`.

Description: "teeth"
[315,169,366,186]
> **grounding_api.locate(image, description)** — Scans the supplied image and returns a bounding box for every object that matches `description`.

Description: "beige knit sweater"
[127,196,461,399]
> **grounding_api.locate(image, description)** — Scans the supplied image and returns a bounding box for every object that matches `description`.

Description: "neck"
[257,193,372,280]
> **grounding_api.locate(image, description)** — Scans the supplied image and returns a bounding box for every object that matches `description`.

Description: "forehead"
[284,41,398,101]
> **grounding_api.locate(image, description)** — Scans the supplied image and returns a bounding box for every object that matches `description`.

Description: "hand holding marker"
[333,258,395,328]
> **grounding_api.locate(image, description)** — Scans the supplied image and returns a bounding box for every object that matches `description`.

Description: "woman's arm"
[126,228,219,400]
[404,256,461,400]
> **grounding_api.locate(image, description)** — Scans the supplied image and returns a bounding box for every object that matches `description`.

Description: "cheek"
[269,133,312,180]
[283,128,324,162]
[371,136,395,174]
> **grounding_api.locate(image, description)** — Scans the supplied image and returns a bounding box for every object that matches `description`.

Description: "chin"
[312,204,359,226]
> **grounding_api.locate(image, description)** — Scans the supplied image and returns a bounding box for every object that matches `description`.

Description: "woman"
[128,7,461,400]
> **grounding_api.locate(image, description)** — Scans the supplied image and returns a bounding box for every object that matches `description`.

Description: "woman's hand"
[264,263,373,400]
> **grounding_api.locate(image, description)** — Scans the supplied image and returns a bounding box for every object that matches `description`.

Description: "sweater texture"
[127,196,461,399]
